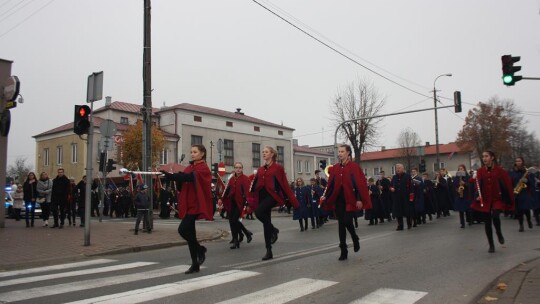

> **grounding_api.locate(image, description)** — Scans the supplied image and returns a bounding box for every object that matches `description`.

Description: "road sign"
[87,71,103,103]
[99,137,114,152]
[99,119,117,137]
[218,162,226,177]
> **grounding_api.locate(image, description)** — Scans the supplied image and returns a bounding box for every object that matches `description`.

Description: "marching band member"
[471,150,514,253]
[320,144,371,261]
[366,177,383,225]
[376,171,392,222]
[453,164,472,228]
[218,162,253,249]
[161,144,213,274]
[509,157,536,232]
[390,164,414,230]
[422,172,436,221]
[308,178,324,228]
[410,168,424,227]
[292,178,310,231]
[250,146,299,261]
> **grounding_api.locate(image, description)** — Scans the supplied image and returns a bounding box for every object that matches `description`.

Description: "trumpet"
[458,177,465,199]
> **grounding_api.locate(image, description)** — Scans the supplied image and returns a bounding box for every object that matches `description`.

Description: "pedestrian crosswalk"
[0,259,428,304]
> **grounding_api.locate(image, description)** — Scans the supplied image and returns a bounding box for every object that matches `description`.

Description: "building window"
[278,130,283,136]
[71,144,78,163]
[224,139,234,166]
[277,146,284,165]
[373,167,382,176]
[160,149,168,165]
[120,117,129,124]
[391,165,396,175]
[304,161,311,173]
[252,143,260,168]
[44,148,50,166]
[191,135,202,145]
[296,160,302,173]
[254,126,260,132]
[194,115,202,122]
[434,162,445,172]
[363,168,368,176]
[226,121,233,127]
[56,146,63,165]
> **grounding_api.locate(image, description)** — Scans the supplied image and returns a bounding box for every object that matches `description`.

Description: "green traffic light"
[503,75,513,84]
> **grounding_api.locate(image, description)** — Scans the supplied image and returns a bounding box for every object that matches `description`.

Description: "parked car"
[4,187,42,218]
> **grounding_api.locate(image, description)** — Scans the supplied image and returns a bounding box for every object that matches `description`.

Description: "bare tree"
[396,128,422,171]
[330,78,386,163]
[7,157,32,183]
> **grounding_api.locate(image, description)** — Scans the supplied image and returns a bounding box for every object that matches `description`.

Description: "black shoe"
[238,233,244,243]
[198,246,207,265]
[246,231,253,243]
[497,234,505,245]
[460,224,465,229]
[338,245,348,261]
[300,227,304,232]
[528,221,533,229]
[488,244,495,253]
[396,226,404,231]
[519,225,524,232]
[229,239,235,244]
[147,230,152,234]
[134,230,138,235]
[185,264,200,274]
[262,249,273,261]
[352,235,360,253]
[271,228,279,244]
[230,241,240,249]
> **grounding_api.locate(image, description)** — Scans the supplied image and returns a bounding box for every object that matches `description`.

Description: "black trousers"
[135,209,150,232]
[52,202,67,226]
[255,195,276,249]
[516,209,532,226]
[229,200,249,241]
[41,202,51,221]
[483,210,503,245]
[179,214,202,266]
[25,201,35,225]
[335,193,357,246]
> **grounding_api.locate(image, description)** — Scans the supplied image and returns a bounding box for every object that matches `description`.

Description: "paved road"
[0,213,538,304]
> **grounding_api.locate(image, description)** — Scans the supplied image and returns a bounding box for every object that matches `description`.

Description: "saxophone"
[458,177,465,198]
[513,169,529,195]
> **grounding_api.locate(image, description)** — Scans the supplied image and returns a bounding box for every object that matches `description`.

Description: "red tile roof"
[161,103,294,131]
[293,145,333,156]
[93,101,160,115]
[360,142,472,161]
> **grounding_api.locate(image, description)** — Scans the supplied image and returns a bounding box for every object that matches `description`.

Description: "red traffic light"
[78,107,87,117]
[74,105,91,135]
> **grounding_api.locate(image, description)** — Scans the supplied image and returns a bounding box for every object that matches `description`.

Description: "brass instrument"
[513,168,531,195]
[458,177,465,198]
[324,164,333,177]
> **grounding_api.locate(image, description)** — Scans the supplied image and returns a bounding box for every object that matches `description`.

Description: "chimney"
[235,108,244,115]
[381,146,386,151]
[425,142,430,146]
[293,139,299,146]
[105,96,112,106]
[160,101,167,110]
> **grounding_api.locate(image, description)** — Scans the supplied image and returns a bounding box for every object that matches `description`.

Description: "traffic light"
[419,159,426,173]
[501,55,522,86]
[453,91,462,113]
[74,105,91,135]
[319,159,327,169]
[106,159,117,173]
[212,163,218,176]
[99,152,106,172]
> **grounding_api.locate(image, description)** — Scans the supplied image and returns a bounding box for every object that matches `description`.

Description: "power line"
[0,0,55,39]
[0,0,16,10]
[0,0,38,22]
[251,0,434,100]
[0,0,28,19]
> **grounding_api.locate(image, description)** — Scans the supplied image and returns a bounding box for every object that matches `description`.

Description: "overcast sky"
[1,0,539,169]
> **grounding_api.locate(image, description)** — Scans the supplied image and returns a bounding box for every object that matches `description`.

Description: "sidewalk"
[0,216,225,271]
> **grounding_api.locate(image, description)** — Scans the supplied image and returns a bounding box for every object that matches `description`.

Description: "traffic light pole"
[84,102,94,246]
[333,105,455,161]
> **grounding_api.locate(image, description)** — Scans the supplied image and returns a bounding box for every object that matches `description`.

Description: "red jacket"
[250,162,299,209]
[177,161,213,220]
[222,174,250,211]
[323,161,372,212]
[471,165,515,212]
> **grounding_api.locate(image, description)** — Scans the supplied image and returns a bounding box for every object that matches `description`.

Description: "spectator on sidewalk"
[134,184,151,235]
[75,176,87,227]
[12,184,24,221]
[67,177,77,226]
[51,168,71,228]
[37,172,53,227]
[23,172,38,228]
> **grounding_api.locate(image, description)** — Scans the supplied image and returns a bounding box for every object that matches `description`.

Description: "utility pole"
[0,59,15,228]
[432,73,452,172]
[142,0,153,228]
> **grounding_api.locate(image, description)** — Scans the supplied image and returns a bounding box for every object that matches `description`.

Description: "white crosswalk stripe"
[350,288,428,304]
[64,269,260,304]
[216,278,337,304]
[0,262,156,288]
[0,259,116,278]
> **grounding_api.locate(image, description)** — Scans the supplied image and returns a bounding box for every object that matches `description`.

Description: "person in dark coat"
[320,144,371,261]
[434,168,452,218]
[422,172,436,221]
[509,157,536,232]
[470,150,515,253]
[250,146,299,261]
[218,162,253,249]
[161,144,213,274]
[23,172,39,227]
[366,177,383,225]
[390,164,414,230]
[51,168,71,228]
[75,176,87,227]
[292,178,310,231]
[134,184,151,235]
[453,164,473,228]
[376,171,392,222]
[308,178,324,228]
[411,168,424,227]
[158,185,171,219]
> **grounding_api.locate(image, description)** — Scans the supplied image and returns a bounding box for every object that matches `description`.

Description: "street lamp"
[433,73,452,172]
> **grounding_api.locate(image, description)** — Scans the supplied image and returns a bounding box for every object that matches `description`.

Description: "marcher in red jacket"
[250,146,299,261]
[218,162,253,249]
[471,150,514,253]
[161,144,213,274]
[321,144,372,261]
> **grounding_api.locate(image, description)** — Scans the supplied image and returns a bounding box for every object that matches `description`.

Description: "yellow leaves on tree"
[119,120,165,170]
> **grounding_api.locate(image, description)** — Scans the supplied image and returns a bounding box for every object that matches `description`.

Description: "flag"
[448,151,455,160]
[154,173,162,200]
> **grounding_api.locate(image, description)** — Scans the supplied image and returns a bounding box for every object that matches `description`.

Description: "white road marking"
[216,278,337,304]
[0,262,156,288]
[64,270,260,304]
[0,265,193,303]
[350,288,428,304]
[0,259,116,278]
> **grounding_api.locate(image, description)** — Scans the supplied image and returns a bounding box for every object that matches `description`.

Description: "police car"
[4,186,42,218]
